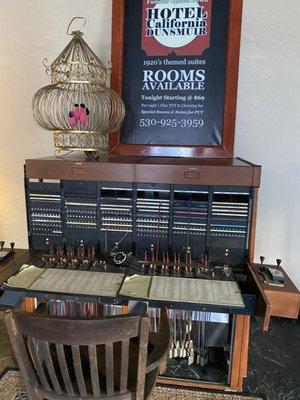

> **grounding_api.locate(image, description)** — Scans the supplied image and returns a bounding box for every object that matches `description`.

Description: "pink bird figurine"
[74,103,80,120]
[68,111,77,128]
[79,103,88,125]
[79,103,90,125]
[68,103,90,128]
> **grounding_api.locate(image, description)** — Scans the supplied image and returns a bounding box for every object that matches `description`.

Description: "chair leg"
[4,313,41,400]
[144,370,159,400]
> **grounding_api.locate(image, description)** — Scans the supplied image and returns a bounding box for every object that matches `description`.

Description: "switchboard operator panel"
[26,180,252,267]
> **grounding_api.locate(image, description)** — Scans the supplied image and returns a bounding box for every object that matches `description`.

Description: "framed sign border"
[110,0,243,158]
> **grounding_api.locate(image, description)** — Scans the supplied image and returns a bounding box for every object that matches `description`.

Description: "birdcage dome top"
[50,30,110,85]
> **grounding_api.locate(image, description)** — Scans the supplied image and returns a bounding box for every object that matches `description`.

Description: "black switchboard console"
[26,180,252,267]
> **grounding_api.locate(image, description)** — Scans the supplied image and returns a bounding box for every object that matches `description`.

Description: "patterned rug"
[0,369,263,400]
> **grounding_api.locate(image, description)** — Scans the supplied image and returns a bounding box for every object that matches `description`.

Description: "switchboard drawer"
[135,164,257,186]
[26,159,134,182]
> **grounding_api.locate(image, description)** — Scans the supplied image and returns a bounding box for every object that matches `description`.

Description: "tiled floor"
[244,317,300,400]
[0,313,299,400]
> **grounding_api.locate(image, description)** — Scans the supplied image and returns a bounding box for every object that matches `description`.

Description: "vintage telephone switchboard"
[1,155,261,388]
[2,156,299,391]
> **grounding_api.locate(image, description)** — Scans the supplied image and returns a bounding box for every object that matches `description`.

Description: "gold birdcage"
[32,18,125,153]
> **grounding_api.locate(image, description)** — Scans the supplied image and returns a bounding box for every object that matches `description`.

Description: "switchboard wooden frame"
[22,156,262,393]
[110,0,244,158]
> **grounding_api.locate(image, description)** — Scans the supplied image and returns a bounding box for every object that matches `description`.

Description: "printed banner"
[121,0,229,146]
[142,0,212,56]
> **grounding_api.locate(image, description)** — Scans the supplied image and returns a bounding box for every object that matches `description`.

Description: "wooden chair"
[4,308,170,400]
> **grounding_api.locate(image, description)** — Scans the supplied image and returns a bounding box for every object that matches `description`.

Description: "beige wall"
[0,0,299,288]
[0,0,112,246]
[235,0,300,289]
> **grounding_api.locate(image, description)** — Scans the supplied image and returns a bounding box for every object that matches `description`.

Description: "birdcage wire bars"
[32,24,125,153]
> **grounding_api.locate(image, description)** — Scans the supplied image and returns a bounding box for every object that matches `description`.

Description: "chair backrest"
[5,310,150,400]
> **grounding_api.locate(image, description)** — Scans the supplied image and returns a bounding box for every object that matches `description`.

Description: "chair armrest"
[146,308,170,374]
